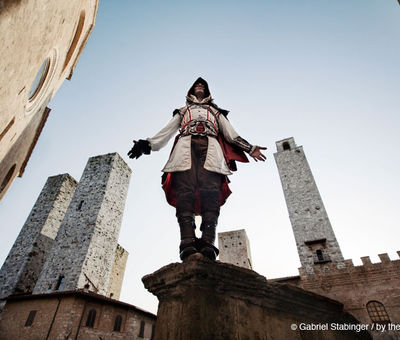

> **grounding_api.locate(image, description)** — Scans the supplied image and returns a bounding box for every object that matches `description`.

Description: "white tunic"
[147,96,246,176]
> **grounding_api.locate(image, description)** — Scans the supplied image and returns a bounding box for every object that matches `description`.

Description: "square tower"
[218,229,252,269]
[274,137,344,274]
[0,174,77,299]
[34,153,131,296]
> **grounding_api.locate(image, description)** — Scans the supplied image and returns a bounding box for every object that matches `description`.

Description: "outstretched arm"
[218,114,267,162]
[128,114,181,159]
[147,113,181,151]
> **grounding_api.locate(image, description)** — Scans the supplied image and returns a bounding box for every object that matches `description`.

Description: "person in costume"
[128,77,266,261]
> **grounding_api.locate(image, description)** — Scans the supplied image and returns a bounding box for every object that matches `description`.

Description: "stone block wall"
[34,153,131,296]
[218,229,252,269]
[107,244,129,300]
[274,137,344,273]
[296,252,400,339]
[143,255,371,340]
[0,292,156,340]
[0,174,77,299]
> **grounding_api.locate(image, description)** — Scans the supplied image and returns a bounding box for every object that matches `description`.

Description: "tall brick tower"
[0,174,77,299]
[34,153,131,296]
[218,229,253,270]
[274,137,344,274]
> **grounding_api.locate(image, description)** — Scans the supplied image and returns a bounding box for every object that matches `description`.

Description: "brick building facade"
[0,290,156,340]
[0,153,158,339]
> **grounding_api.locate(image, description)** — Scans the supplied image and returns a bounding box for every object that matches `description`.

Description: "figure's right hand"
[127,139,151,159]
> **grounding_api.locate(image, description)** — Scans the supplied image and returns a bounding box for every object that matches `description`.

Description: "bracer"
[232,136,256,154]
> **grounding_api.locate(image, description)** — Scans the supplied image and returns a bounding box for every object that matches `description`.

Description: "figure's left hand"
[250,146,267,162]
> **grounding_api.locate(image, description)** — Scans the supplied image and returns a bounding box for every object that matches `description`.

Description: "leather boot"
[199,220,219,260]
[178,215,198,261]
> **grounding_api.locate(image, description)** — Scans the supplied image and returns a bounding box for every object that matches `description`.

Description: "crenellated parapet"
[299,251,400,279]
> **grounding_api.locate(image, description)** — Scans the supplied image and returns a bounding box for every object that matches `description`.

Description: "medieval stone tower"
[34,153,131,297]
[218,229,252,270]
[0,152,131,301]
[0,174,77,299]
[274,137,344,274]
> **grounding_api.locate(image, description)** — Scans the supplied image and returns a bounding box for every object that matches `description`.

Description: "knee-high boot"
[199,217,219,260]
[178,214,198,260]
[199,189,221,260]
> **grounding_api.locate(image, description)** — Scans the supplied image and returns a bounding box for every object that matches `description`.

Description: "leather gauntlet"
[232,136,255,154]
[127,139,151,159]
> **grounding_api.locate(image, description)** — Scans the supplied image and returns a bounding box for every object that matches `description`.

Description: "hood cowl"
[187,77,211,98]
[184,77,229,117]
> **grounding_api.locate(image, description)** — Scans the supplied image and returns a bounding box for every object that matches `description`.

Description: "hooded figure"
[128,77,266,261]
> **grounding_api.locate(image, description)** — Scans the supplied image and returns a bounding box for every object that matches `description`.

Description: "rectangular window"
[77,200,84,211]
[138,320,145,338]
[25,310,37,327]
[55,275,65,290]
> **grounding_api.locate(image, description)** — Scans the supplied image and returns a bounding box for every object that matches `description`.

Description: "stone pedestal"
[143,254,371,340]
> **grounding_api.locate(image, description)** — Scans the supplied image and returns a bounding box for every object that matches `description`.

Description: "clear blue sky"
[1,1,399,313]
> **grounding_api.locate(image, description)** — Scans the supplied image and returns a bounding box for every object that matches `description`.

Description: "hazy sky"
[1,1,399,314]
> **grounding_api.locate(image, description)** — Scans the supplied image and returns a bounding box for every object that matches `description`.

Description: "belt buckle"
[196,122,205,133]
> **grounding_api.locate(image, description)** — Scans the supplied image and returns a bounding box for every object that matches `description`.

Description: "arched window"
[0,164,16,194]
[282,142,291,150]
[63,11,86,71]
[28,59,50,100]
[85,309,96,328]
[0,117,15,142]
[366,301,390,324]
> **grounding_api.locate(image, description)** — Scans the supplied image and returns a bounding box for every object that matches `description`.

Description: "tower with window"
[218,229,252,269]
[0,174,77,299]
[274,137,344,274]
[33,153,131,296]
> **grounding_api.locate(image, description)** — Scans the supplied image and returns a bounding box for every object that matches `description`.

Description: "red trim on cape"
[161,172,231,216]
[217,135,249,169]
[161,134,248,215]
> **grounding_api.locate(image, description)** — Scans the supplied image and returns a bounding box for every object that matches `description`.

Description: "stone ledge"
[143,254,371,340]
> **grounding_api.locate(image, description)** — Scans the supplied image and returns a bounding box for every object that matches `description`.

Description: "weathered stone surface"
[34,153,131,297]
[107,244,129,300]
[274,137,344,274]
[0,174,77,299]
[218,229,252,269]
[273,137,400,340]
[0,291,156,340]
[143,256,371,340]
[284,254,400,340]
[0,0,99,200]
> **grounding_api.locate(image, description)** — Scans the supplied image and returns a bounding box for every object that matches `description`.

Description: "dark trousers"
[172,136,222,222]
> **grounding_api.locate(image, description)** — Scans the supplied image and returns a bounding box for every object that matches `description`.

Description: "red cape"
[161,135,249,215]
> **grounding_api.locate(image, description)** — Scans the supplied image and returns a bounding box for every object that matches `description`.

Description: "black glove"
[127,139,151,159]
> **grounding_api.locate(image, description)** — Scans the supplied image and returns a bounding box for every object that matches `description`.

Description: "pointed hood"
[187,77,211,98]
[182,77,229,117]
